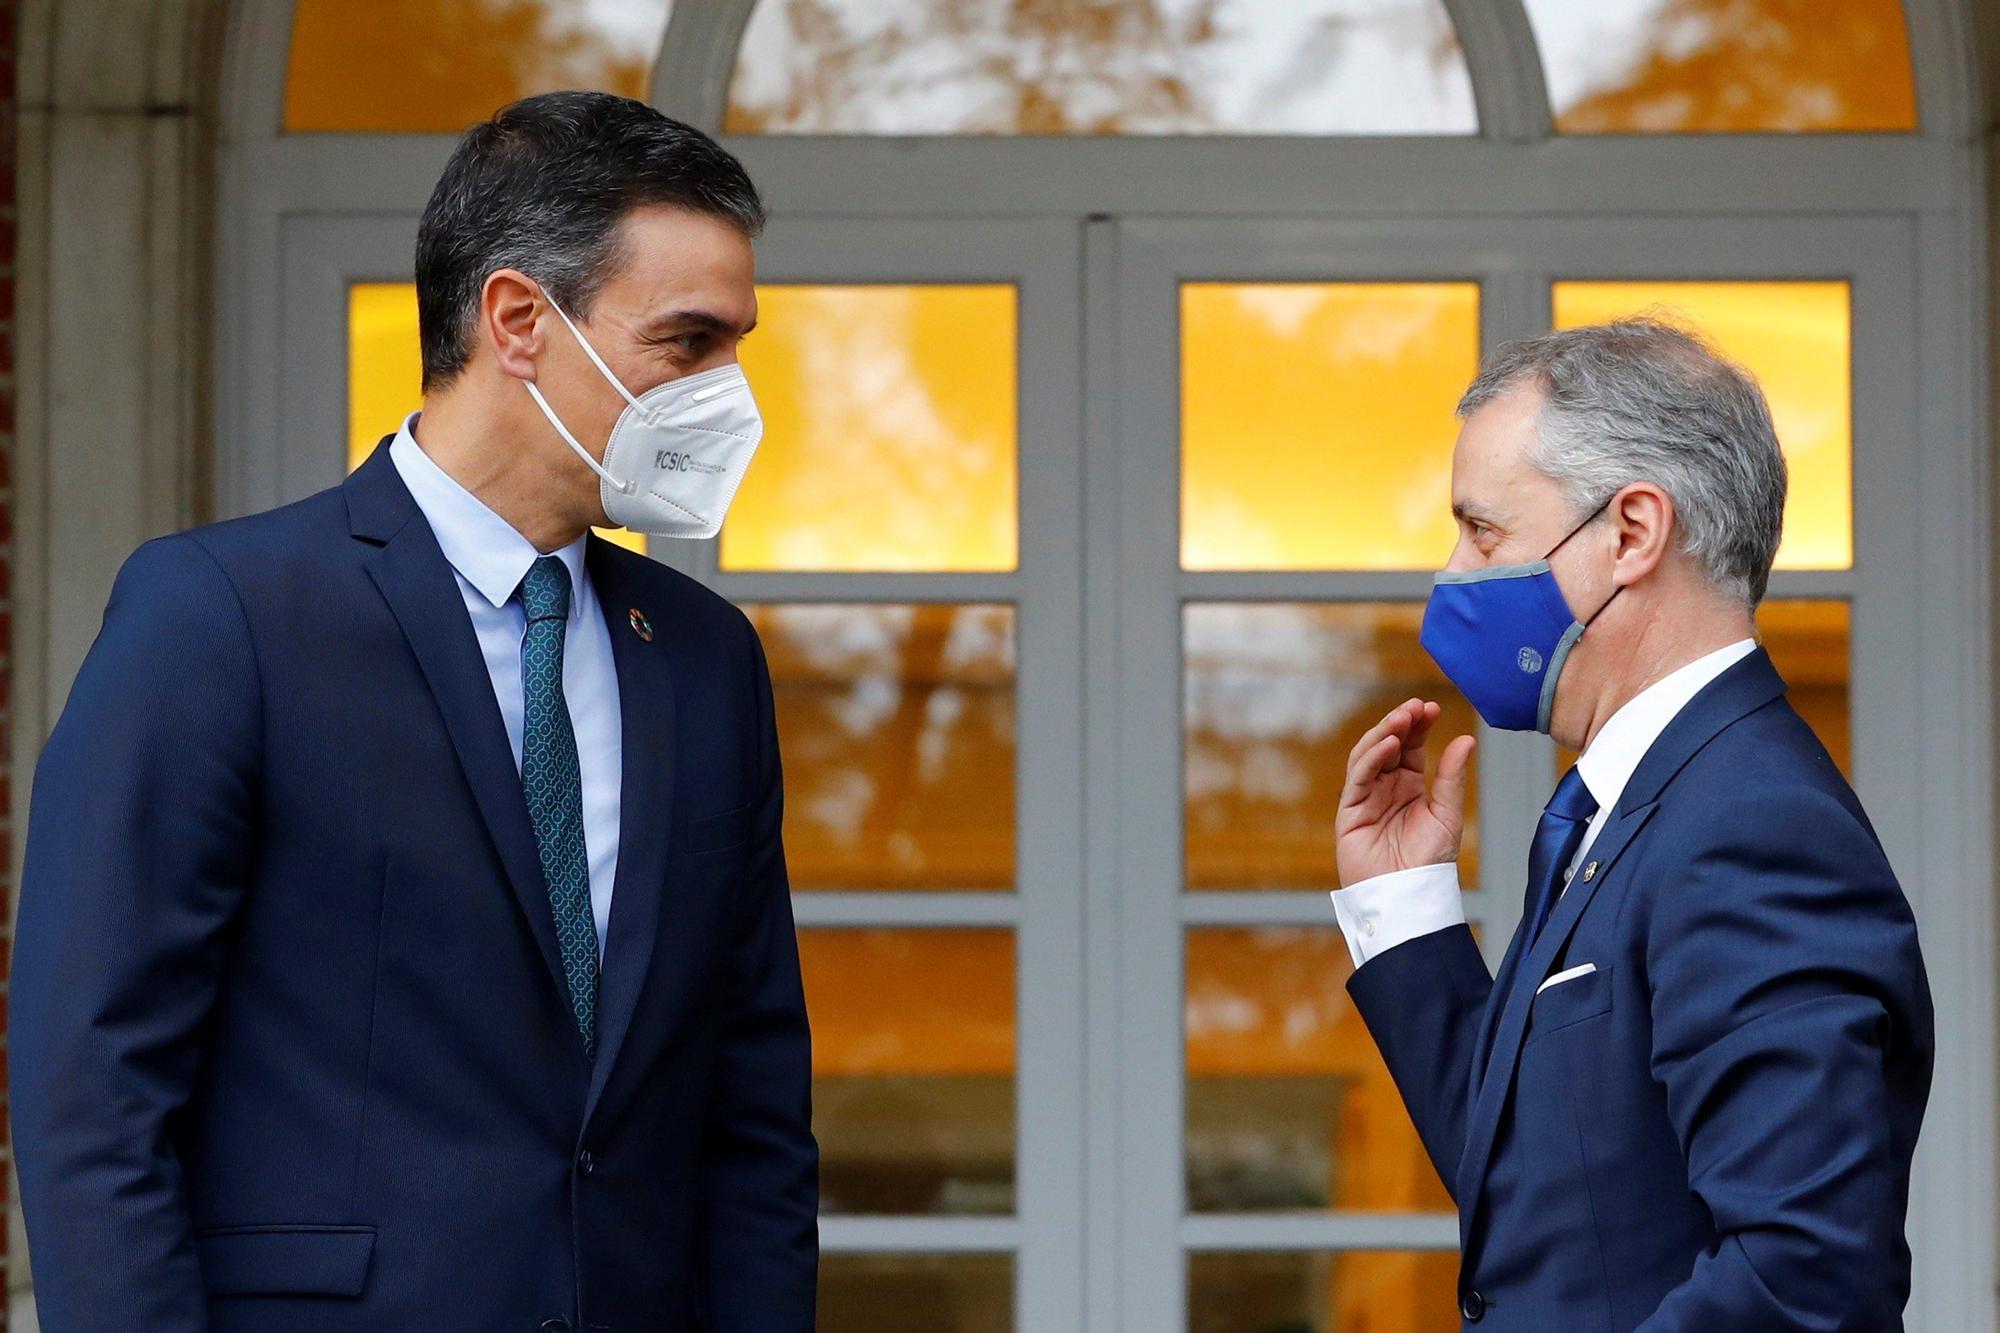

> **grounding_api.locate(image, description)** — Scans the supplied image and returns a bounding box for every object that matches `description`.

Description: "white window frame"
[216,1,1996,1327]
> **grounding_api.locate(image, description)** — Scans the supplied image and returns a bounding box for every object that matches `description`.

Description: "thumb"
[1430,733,1477,827]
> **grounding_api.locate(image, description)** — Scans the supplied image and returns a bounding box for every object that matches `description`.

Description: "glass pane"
[287,0,673,133]
[349,283,422,476]
[1759,600,1851,778]
[1186,604,1480,892]
[727,0,1475,136]
[821,1254,1012,1333]
[802,929,1015,1215]
[1181,283,1479,571]
[1526,0,1916,133]
[748,604,1015,890]
[347,284,644,551]
[1189,1250,1462,1333]
[725,286,1018,572]
[1186,927,1456,1213]
[1552,281,1851,570]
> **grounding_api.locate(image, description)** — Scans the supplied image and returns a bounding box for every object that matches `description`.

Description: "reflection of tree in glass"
[753,605,1016,889]
[1183,604,1480,891]
[727,0,1467,135]
[288,0,660,133]
[1557,0,1916,132]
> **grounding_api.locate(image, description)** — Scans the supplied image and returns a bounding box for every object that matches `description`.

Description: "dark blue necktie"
[519,556,598,1058]
[1522,766,1600,948]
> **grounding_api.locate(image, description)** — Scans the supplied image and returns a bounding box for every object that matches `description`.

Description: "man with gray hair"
[1334,319,1932,1329]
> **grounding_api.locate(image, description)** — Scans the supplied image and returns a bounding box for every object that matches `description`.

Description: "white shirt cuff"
[1330,863,1466,968]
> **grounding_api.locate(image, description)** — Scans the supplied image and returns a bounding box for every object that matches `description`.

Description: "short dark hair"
[415,91,766,392]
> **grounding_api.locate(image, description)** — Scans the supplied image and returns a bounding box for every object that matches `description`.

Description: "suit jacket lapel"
[582,541,677,1123]
[1455,802,1657,1237]
[348,448,571,1013]
[1469,905,1535,1100]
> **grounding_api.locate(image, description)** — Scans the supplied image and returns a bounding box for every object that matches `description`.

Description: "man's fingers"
[1401,700,1444,770]
[1429,733,1478,822]
[1346,699,1423,770]
[1340,733,1403,813]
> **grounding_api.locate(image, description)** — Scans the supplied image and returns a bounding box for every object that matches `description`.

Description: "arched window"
[227,2,1990,1327]
[1524,0,1918,133]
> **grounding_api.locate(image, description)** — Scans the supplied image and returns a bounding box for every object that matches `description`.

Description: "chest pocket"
[1523,964,1615,1045]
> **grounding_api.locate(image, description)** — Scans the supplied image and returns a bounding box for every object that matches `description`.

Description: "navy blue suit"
[1351,651,1932,1330]
[13,446,818,1330]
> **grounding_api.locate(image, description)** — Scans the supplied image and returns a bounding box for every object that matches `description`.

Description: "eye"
[649,332,709,358]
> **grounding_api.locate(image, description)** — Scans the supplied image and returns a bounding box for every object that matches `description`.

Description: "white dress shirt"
[1330,638,1758,969]
[391,416,622,957]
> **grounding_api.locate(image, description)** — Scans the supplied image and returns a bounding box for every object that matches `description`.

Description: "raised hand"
[1336,698,1476,887]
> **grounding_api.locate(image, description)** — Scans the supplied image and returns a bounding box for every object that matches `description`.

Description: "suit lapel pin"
[628,608,654,642]
[1582,861,1599,883]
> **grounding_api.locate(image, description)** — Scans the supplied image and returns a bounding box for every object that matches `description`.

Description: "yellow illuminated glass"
[1526,0,1917,133]
[1190,1252,1462,1333]
[1186,927,1454,1214]
[345,283,645,553]
[727,0,1474,135]
[1759,600,1851,777]
[725,286,1018,572]
[1553,281,1852,570]
[1180,283,1480,571]
[747,604,1016,891]
[286,0,671,133]
[1185,603,1480,891]
[800,929,1015,1215]
[349,284,423,474]
[823,1255,1012,1332]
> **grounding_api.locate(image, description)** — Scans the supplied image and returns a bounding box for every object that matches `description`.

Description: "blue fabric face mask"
[1419,503,1618,734]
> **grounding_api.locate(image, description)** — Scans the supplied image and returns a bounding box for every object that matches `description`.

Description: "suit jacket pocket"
[195,1224,377,1297]
[1523,965,1614,1045]
[685,803,752,854]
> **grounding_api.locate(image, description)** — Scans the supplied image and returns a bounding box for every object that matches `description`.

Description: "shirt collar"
[1575,638,1759,814]
[388,413,588,614]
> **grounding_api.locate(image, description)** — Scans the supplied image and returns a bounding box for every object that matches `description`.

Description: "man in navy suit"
[13,93,815,1330]
[1334,320,1932,1329]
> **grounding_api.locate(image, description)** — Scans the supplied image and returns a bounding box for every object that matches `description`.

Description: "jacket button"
[576,1150,595,1177]
[540,1321,571,1333]
[1461,1290,1487,1322]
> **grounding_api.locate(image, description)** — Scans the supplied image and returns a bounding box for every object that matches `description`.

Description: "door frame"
[212,0,1997,1326]
[1100,212,1919,1330]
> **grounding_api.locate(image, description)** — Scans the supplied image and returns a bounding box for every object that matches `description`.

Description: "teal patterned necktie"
[519,556,598,1057]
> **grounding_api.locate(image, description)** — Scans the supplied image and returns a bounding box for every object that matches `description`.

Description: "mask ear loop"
[521,288,643,495]
[1533,493,1625,733]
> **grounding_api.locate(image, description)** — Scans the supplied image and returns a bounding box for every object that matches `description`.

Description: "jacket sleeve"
[1346,923,1494,1198]
[1636,786,1933,1331]
[12,536,264,1332]
[701,617,819,1330]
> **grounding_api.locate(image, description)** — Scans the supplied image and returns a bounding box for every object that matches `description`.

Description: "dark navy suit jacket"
[14,446,818,1331]
[1351,650,1932,1331]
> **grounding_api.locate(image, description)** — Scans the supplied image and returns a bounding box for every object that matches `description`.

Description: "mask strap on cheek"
[540,290,646,413]
[523,378,638,497]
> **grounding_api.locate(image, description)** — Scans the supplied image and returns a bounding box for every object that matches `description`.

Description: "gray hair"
[1457,317,1787,606]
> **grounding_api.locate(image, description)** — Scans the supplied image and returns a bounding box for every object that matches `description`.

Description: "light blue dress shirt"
[390,416,622,957]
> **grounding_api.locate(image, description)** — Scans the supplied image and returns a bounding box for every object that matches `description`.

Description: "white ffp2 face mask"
[523,293,764,539]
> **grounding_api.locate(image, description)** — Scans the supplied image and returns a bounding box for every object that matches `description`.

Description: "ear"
[1608,481,1675,588]
[482,268,546,383]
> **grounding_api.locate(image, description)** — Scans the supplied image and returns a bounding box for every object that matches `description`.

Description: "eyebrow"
[1452,501,1502,527]
[641,309,757,339]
